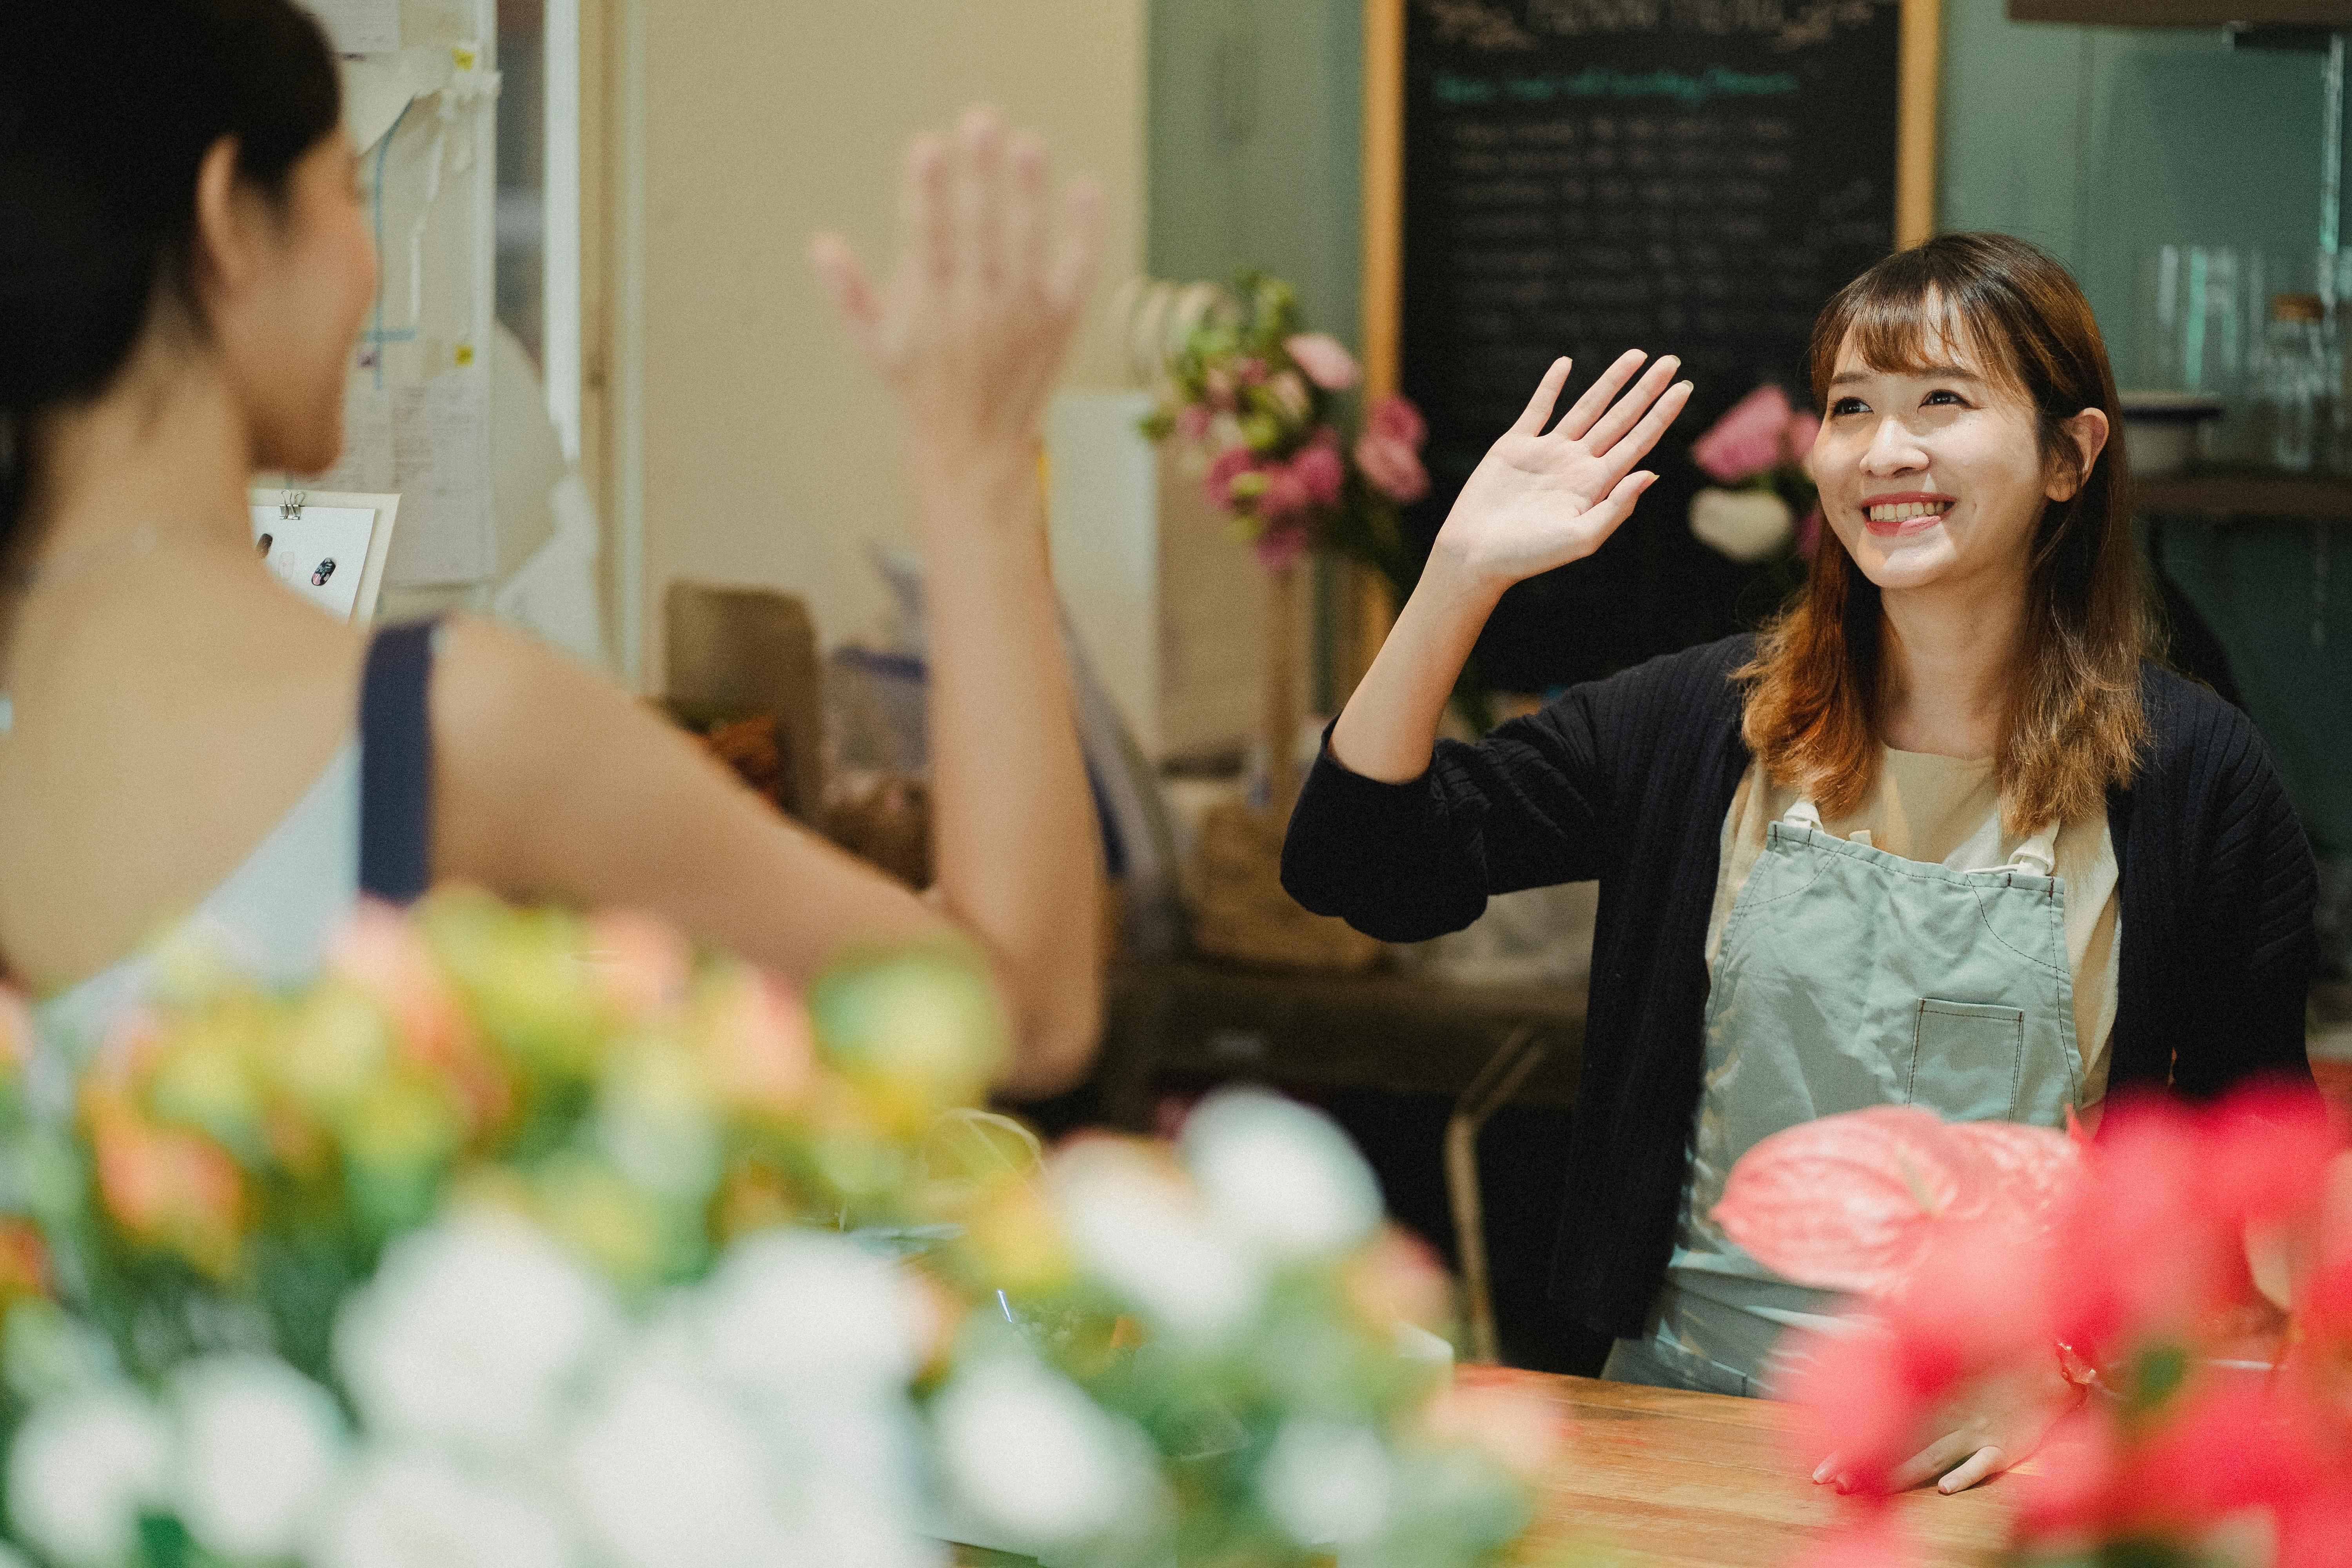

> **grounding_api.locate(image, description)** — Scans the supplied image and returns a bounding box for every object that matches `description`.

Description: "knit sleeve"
[1280,637,1747,944]
[2173,702,2319,1096]
[1278,688,1617,943]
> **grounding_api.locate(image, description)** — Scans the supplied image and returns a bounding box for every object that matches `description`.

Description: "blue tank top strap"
[358,620,439,904]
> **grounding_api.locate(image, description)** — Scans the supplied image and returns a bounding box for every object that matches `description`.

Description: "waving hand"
[1436,350,1692,592]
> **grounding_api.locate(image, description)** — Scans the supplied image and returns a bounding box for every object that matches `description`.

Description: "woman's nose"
[1861,416,1927,475]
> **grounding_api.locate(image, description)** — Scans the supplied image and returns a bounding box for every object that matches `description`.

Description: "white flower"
[5,1385,168,1566]
[697,1230,916,1401]
[1051,1141,1262,1342]
[310,1450,573,1568]
[563,1352,783,1568]
[1183,1089,1382,1264]
[930,1354,1161,1550]
[1689,486,1795,563]
[170,1354,346,1560]
[1257,1417,1391,1547]
[334,1213,619,1458]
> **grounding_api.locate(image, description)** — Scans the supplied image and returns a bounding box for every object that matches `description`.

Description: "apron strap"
[1784,798,2059,875]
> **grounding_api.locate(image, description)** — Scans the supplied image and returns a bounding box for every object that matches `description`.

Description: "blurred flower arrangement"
[0,892,1570,1568]
[1687,383,1822,567]
[1136,272,1429,584]
[1717,1090,2352,1568]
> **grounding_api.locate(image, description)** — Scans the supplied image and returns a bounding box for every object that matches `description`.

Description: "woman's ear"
[2046,406,2110,502]
[189,136,259,303]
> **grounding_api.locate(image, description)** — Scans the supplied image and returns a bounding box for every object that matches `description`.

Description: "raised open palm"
[1436,350,1692,592]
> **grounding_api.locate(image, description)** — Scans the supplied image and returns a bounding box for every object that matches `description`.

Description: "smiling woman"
[1281,230,2319,1488]
[1742,232,2144,833]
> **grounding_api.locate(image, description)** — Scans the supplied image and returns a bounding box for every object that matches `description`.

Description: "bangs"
[1808,263,2027,410]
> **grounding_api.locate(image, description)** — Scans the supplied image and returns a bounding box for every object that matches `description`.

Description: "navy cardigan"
[1280,635,2320,1341]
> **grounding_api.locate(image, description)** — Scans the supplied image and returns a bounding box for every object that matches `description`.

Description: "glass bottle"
[2257,292,2330,472]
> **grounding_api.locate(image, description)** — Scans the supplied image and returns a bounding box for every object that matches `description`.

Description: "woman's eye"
[1831,397,1868,416]
[1923,389,1965,407]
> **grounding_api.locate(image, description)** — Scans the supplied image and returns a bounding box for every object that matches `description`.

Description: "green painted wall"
[1148,0,2351,869]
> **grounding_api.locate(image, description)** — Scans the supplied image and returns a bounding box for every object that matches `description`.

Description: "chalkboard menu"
[1396,0,1911,689]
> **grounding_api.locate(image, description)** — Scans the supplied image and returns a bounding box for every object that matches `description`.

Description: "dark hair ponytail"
[0,0,340,544]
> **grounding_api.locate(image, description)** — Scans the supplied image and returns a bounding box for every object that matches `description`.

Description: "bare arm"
[1330,351,1692,781]
[437,109,1106,1100]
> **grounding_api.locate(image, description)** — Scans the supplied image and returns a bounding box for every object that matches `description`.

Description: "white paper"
[387,368,494,587]
[306,0,400,56]
[494,472,607,667]
[300,383,394,492]
[341,48,451,152]
[252,504,375,621]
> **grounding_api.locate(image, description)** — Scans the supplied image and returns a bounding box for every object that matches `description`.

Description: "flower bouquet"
[1137,272,1428,585]
[1686,383,1822,571]
[1716,1089,2352,1568]
[0,893,1574,1568]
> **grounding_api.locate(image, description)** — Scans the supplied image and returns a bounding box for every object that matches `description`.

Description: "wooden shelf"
[2134,468,2352,517]
[2011,0,2352,24]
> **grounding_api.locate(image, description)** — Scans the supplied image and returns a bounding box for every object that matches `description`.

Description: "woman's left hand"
[1814,1361,2086,1495]
[809,106,1102,506]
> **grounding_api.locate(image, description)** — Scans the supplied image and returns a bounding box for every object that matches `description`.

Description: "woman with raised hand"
[0,0,1103,1097]
[1283,233,2316,1487]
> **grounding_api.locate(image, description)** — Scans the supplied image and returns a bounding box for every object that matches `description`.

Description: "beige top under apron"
[1704,750,2120,1107]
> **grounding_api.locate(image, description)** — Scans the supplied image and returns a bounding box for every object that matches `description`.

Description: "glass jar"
[2256,292,2332,472]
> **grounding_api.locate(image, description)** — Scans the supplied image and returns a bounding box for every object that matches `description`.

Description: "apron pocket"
[1909,999,2026,1121]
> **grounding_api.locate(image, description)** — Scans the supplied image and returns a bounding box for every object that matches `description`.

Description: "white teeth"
[1867,500,1952,523]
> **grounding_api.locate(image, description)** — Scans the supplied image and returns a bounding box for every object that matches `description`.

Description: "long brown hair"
[1737,232,2149,831]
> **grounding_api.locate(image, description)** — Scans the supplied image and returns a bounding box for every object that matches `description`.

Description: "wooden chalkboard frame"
[1350,0,1941,680]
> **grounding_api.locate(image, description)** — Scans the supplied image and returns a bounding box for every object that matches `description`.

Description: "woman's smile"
[1861,490,1956,536]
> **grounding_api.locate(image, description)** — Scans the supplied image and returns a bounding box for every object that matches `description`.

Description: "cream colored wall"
[633,0,1147,681]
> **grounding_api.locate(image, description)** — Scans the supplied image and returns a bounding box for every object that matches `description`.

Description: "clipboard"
[247,488,401,623]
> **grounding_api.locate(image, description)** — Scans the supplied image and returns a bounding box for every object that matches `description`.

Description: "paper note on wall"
[252,505,375,621]
[306,0,401,56]
[299,383,394,493]
[387,368,494,587]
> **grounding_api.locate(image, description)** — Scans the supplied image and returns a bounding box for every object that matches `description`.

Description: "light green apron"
[1604,797,2083,1396]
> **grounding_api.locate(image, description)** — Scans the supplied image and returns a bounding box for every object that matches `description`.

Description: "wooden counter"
[1503,1371,2011,1568]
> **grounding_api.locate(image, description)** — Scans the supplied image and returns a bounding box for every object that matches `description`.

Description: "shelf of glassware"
[2135,469,2352,518]
[2009,0,2352,25]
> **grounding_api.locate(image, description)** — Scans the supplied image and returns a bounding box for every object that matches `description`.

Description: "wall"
[1150,0,2351,863]
[632,0,1147,670]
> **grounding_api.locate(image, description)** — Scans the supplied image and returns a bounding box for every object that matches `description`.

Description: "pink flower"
[585,908,693,1017]
[1178,404,1213,444]
[1258,460,1313,521]
[1787,410,1821,463]
[1714,1105,2075,1298]
[1796,506,1823,560]
[1284,333,1361,392]
[1254,522,1311,573]
[1236,356,1268,385]
[1692,383,1795,483]
[1203,446,1257,512]
[1290,434,1345,509]
[1789,1509,1920,1568]
[1263,370,1312,425]
[1355,434,1428,505]
[1367,393,1426,449]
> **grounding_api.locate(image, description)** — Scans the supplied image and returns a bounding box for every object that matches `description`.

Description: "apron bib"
[1609,797,2083,1396]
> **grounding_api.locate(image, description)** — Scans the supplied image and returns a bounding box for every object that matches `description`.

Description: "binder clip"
[280,489,307,521]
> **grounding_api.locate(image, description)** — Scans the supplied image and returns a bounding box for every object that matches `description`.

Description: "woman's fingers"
[809,233,883,359]
[1553,348,1651,442]
[1511,357,1573,436]
[1937,1446,2007,1494]
[1572,469,1657,544]
[1888,1430,1981,1493]
[1583,354,1683,452]
[954,107,1005,287]
[1047,178,1105,320]
[1004,133,1048,290]
[1597,377,1693,482]
[902,132,951,287]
